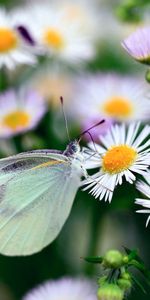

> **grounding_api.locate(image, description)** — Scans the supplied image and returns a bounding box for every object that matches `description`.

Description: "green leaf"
[123,246,139,261]
[129,260,150,284]
[83,256,103,264]
[131,274,147,294]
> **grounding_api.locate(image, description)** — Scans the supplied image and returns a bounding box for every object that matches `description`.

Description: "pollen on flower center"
[102,96,133,118]
[102,145,137,174]
[43,28,64,49]
[0,28,18,53]
[3,111,30,130]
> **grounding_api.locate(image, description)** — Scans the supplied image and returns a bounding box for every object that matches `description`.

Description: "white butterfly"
[0,140,90,256]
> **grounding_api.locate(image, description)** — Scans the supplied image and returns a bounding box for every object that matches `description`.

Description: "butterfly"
[0,91,104,257]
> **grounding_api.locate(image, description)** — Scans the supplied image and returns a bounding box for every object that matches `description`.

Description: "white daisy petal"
[135,174,150,227]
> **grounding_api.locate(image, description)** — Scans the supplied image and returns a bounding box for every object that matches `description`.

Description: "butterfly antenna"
[60,96,71,142]
[78,119,105,153]
[79,119,105,138]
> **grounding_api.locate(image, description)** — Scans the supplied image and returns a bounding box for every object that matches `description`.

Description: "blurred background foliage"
[0,0,150,299]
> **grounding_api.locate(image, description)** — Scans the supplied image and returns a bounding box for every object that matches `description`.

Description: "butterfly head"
[64,140,80,157]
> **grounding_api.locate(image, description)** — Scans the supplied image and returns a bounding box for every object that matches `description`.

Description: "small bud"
[145,69,150,83]
[103,250,123,268]
[97,283,124,300]
[118,278,132,291]
[121,271,131,281]
[122,255,129,264]
[98,276,107,286]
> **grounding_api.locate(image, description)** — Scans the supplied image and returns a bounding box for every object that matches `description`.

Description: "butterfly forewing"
[0,152,81,255]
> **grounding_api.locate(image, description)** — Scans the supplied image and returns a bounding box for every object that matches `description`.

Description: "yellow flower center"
[3,111,30,131]
[0,27,18,53]
[43,28,64,49]
[102,145,137,174]
[102,96,133,119]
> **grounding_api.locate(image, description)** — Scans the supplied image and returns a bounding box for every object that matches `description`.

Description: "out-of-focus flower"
[55,0,99,36]
[122,27,150,64]
[68,74,150,139]
[135,174,150,226]
[29,67,74,109]
[0,8,36,69]
[13,3,95,64]
[22,277,97,300]
[83,123,150,202]
[0,89,46,137]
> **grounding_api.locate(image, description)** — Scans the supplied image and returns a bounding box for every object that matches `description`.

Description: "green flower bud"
[118,278,132,291]
[145,69,150,83]
[121,272,131,281]
[122,255,129,264]
[103,250,123,268]
[97,283,124,300]
[98,276,107,286]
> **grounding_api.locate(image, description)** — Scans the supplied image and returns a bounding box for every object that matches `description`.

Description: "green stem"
[84,200,106,275]
[0,67,9,91]
[13,135,23,153]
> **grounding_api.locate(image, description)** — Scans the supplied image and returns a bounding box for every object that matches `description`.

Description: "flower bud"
[146,69,150,83]
[121,271,131,281]
[122,255,129,264]
[97,283,124,300]
[103,250,123,268]
[98,276,107,286]
[118,278,132,291]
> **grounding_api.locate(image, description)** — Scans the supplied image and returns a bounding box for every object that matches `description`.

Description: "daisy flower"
[0,7,36,69]
[22,277,97,300]
[0,89,46,138]
[135,174,150,227]
[13,2,94,64]
[68,74,150,139]
[83,123,150,203]
[122,26,150,65]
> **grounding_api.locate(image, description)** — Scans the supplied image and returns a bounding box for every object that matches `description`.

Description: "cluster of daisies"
[0,0,98,139]
[81,22,150,226]
[0,0,150,227]
[0,1,99,69]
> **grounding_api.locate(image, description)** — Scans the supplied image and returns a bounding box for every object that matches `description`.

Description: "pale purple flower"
[122,27,150,64]
[22,277,97,300]
[0,89,47,137]
[68,73,150,140]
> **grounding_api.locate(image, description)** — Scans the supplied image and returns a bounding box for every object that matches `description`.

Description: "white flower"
[0,88,46,137]
[135,174,150,226]
[0,7,36,69]
[69,73,150,123]
[82,123,150,203]
[13,2,94,64]
[22,277,97,300]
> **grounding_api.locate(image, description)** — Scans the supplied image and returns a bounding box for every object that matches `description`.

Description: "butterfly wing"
[0,152,81,256]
